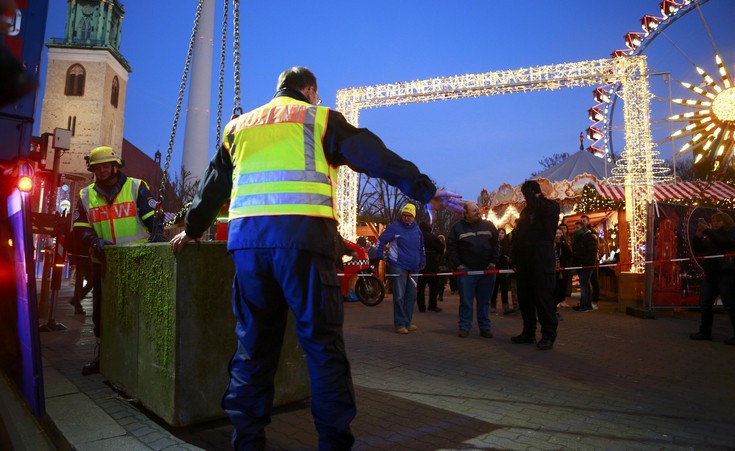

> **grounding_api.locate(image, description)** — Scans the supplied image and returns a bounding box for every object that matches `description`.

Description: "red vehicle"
[339,239,385,306]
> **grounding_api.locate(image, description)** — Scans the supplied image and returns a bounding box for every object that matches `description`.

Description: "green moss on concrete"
[106,246,175,375]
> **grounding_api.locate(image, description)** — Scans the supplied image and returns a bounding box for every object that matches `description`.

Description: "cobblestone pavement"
[39,282,735,450]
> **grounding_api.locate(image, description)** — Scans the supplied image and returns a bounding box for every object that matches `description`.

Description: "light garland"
[335,57,653,246]
[483,204,519,229]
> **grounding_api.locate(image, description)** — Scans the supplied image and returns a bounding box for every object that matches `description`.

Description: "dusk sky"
[37,0,735,199]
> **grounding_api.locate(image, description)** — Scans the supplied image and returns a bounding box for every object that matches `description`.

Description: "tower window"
[65,64,85,96]
[111,76,119,108]
[67,116,77,136]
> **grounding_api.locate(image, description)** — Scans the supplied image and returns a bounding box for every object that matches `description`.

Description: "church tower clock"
[39,0,131,175]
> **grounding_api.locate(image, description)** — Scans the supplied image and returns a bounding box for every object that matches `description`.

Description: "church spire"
[50,0,131,72]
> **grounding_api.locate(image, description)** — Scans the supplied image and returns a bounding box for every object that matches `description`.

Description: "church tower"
[39,0,131,176]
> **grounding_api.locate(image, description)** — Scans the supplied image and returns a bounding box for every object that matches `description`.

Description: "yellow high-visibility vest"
[225,96,338,220]
[74,177,150,244]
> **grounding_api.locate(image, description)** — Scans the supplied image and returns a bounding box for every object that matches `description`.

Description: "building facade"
[39,0,131,176]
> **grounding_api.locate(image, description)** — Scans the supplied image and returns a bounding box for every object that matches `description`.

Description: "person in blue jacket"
[169,66,462,450]
[377,203,425,334]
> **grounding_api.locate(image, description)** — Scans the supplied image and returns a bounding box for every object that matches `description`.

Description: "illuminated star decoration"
[670,54,735,173]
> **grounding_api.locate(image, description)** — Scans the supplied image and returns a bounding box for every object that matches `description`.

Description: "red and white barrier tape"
[337,252,735,278]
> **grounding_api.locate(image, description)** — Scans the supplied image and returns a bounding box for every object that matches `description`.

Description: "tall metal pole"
[181,0,215,184]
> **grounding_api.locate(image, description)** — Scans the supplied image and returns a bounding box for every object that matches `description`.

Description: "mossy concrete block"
[100,242,310,426]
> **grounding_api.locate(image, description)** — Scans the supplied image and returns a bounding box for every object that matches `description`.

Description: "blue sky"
[37,0,735,199]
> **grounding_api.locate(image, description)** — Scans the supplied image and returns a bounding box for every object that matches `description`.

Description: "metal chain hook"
[158,0,204,214]
[215,0,229,151]
[232,0,242,117]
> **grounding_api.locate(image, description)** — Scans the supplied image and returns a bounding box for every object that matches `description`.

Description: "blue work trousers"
[457,272,495,332]
[223,248,356,451]
[387,264,417,329]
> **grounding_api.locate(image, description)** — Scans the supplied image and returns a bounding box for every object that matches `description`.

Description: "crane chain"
[214,0,228,151]
[232,0,242,117]
[158,0,204,222]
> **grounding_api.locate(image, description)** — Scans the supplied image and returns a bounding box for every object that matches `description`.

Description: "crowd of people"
[63,64,735,450]
[369,184,617,353]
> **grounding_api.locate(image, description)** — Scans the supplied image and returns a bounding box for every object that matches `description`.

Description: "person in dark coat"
[690,212,735,344]
[491,228,515,315]
[510,180,560,350]
[553,227,573,313]
[417,221,444,313]
[572,221,598,312]
[447,201,499,338]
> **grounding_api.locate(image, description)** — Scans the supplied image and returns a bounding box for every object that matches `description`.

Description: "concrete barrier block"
[100,242,310,426]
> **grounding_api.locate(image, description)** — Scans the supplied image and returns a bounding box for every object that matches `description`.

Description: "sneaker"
[418,306,426,312]
[428,307,442,313]
[395,327,409,334]
[689,331,712,341]
[408,324,418,331]
[457,329,469,338]
[510,334,536,344]
[591,303,599,311]
[572,306,594,312]
[503,308,517,315]
[480,329,493,338]
[345,291,359,302]
[557,301,571,308]
[724,337,735,346]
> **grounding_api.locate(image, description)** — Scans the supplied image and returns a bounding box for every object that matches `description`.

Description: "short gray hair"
[276,66,317,92]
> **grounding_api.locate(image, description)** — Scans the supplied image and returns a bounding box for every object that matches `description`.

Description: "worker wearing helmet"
[72,145,166,375]
[169,66,463,450]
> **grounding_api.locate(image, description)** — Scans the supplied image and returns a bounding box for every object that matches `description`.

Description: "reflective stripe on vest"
[80,178,148,245]
[227,97,338,220]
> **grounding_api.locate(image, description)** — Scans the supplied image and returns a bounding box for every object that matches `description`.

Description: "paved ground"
[37,281,735,450]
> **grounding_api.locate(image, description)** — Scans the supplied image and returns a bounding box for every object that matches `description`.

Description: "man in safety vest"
[170,66,463,450]
[72,146,166,375]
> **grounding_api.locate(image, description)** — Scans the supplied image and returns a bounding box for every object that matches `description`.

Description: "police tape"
[337,251,735,278]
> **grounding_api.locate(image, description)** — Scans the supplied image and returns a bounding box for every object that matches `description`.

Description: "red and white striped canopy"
[594,181,735,202]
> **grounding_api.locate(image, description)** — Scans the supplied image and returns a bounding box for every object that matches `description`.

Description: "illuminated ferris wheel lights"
[692,132,703,142]
[588,106,604,122]
[625,32,643,50]
[587,126,604,141]
[694,153,703,163]
[593,87,610,103]
[660,0,681,18]
[641,15,660,33]
[711,87,735,122]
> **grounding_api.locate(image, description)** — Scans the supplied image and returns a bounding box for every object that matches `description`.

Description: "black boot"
[82,358,100,375]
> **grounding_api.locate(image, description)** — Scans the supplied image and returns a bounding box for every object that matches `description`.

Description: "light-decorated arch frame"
[336,56,670,271]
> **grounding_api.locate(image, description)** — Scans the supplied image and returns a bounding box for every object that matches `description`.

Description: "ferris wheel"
[586,0,735,178]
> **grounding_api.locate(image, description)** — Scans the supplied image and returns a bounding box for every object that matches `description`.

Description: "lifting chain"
[214,0,229,151]
[232,0,242,117]
[157,0,204,223]
[163,0,242,228]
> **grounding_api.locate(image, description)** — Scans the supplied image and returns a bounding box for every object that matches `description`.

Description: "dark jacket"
[692,227,735,275]
[555,238,573,276]
[572,230,598,267]
[184,89,437,260]
[511,195,560,273]
[497,235,512,269]
[421,229,444,273]
[446,219,499,271]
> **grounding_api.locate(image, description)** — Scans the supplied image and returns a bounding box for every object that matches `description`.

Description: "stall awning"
[594,181,735,202]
